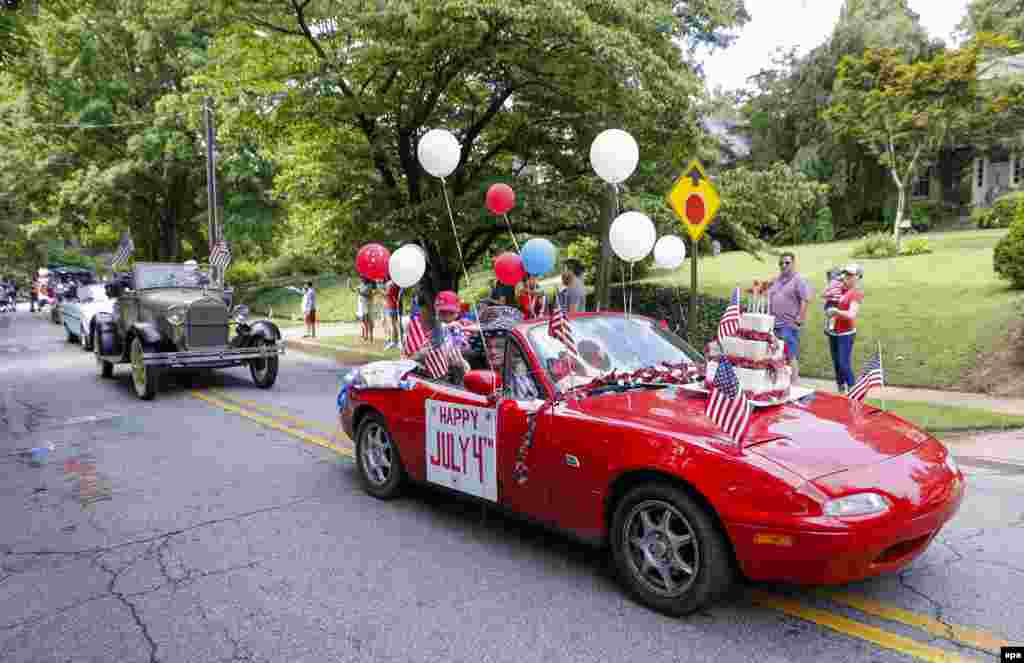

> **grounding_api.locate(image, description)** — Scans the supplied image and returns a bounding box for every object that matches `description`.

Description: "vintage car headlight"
[232,305,249,323]
[823,492,892,517]
[166,305,186,327]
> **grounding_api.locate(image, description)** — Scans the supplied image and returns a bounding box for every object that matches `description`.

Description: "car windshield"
[526,315,704,392]
[133,263,211,290]
[80,285,109,302]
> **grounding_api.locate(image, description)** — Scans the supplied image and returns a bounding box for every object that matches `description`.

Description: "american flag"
[423,342,459,380]
[705,359,752,443]
[717,287,741,342]
[548,303,577,354]
[110,232,134,269]
[848,351,884,402]
[402,316,430,357]
[210,240,232,270]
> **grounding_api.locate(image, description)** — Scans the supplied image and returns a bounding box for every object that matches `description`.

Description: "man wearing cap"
[825,264,865,394]
[761,251,814,385]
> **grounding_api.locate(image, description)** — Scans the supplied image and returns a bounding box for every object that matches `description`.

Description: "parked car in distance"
[92,262,285,400]
[60,283,116,350]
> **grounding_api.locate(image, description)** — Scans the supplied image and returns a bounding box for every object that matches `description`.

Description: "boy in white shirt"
[302,281,317,338]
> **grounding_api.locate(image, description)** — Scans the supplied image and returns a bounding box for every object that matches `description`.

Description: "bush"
[607,283,730,352]
[994,199,1024,288]
[909,202,937,231]
[899,238,933,256]
[813,207,835,243]
[851,232,900,259]
[975,192,1024,229]
[225,260,264,285]
[265,253,323,278]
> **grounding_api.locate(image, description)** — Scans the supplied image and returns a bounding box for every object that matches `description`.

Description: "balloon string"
[628,261,634,319]
[502,213,520,252]
[440,177,500,393]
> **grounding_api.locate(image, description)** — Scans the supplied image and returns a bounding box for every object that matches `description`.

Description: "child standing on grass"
[302,281,317,338]
[352,277,376,344]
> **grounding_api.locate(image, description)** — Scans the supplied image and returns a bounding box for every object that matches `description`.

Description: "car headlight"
[232,305,250,323]
[824,492,892,517]
[166,306,186,327]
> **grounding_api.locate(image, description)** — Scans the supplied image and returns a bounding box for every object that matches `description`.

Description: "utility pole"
[203,97,221,285]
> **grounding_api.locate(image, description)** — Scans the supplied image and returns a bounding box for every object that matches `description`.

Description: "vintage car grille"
[187,299,229,348]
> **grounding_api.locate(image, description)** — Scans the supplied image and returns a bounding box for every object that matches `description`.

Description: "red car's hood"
[570,387,925,480]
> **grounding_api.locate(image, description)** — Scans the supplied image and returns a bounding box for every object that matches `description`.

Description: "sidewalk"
[798,377,1024,417]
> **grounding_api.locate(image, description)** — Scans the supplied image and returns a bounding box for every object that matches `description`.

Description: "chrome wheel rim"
[80,324,87,348]
[623,500,700,598]
[131,340,147,396]
[361,422,393,487]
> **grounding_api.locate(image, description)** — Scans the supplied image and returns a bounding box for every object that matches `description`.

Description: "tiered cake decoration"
[705,285,792,402]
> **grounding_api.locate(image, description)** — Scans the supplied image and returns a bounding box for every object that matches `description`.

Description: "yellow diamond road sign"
[667,159,720,242]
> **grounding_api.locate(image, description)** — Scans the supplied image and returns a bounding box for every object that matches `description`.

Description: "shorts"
[385,307,398,318]
[775,324,801,360]
[305,309,316,325]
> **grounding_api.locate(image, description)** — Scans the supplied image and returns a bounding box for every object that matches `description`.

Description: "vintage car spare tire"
[355,412,406,500]
[249,338,279,389]
[610,482,735,616]
[130,337,158,400]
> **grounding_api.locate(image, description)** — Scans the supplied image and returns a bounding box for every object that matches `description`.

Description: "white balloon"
[653,235,687,270]
[388,244,426,289]
[417,129,461,178]
[609,211,656,263]
[590,129,639,184]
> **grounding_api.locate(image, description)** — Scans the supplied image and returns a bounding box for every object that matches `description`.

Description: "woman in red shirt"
[825,264,864,394]
[516,275,545,319]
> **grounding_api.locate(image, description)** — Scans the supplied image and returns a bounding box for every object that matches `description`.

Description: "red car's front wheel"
[355,413,406,500]
[610,483,735,616]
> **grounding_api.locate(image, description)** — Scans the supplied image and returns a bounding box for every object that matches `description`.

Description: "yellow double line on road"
[190,389,1012,662]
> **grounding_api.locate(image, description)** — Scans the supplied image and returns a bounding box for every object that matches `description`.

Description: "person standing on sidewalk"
[761,251,814,385]
[302,281,317,338]
[825,264,864,394]
[558,259,586,313]
[383,280,401,349]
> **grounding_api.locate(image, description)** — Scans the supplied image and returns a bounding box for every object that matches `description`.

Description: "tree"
[823,43,993,248]
[180,0,748,306]
[959,0,1024,42]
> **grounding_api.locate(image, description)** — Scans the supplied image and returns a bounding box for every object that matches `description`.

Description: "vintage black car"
[92,262,284,400]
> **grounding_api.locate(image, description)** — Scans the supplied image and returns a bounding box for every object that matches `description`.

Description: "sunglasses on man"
[779,260,793,267]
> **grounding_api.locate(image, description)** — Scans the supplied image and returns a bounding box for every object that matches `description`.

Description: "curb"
[284,338,398,366]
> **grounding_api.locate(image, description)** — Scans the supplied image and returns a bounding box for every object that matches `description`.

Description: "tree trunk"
[593,183,616,311]
[158,209,179,262]
[892,170,906,252]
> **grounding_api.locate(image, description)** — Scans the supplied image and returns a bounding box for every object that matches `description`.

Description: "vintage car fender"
[92,312,123,357]
[245,320,281,345]
[130,322,163,346]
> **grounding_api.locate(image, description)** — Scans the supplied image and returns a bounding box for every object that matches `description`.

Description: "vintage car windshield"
[133,263,211,290]
[79,285,109,302]
[526,315,703,390]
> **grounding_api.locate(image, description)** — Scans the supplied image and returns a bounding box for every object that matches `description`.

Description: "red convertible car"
[340,312,964,616]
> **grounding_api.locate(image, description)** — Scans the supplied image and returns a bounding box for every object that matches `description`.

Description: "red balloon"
[356,243,391,281]
[494,251,525,286]
[486,183,516,216]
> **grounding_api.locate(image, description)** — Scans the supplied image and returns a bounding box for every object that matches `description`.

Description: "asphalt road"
[1,304,1022,663]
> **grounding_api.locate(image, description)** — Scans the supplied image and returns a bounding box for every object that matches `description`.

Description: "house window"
[912,166,932,198]
[977,159,985,187]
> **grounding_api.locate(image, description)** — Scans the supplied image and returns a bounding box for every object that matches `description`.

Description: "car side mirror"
[464,369,502,398]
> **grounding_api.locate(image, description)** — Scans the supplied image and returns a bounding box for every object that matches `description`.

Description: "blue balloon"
[520,238,556,276]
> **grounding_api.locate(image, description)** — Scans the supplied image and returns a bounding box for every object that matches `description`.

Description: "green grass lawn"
[241,274,360,322]
[868,399,1024,433]
[318,334,401,360]
[643,229,1018,389]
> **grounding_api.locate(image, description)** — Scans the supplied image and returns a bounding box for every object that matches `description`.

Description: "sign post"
[666,160,720,344]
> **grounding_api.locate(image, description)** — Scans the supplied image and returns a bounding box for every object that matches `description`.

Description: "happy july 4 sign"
[426,400,498,502]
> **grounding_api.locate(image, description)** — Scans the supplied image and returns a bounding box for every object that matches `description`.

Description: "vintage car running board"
[141,344,284,367]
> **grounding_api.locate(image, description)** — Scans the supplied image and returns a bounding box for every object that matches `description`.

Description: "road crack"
[898,571,994,657]
[95,555,160,663]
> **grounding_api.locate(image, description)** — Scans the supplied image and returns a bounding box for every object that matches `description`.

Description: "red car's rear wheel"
[610,483,735,616]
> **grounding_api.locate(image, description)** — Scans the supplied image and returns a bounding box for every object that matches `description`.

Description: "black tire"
[609,482,735,617]
[81,323,92,351]
[130,337,158,400]
[94,328,114,378]
[249,339,279,389]
[66,325,76,343]
[355,412,406,500]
